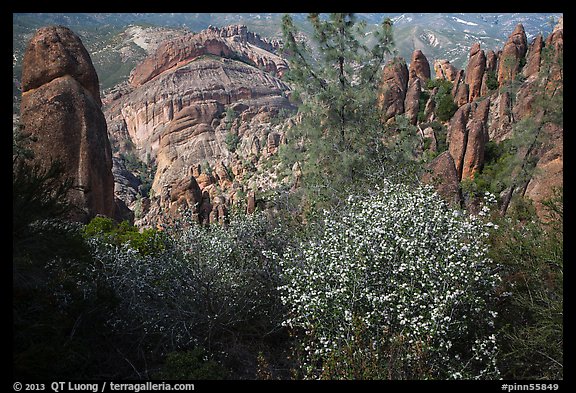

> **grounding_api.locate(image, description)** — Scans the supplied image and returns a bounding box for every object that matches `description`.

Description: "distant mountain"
[13,13,561,102]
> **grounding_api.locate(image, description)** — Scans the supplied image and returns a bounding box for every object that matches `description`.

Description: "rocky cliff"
[20,26,116,223]
[104,25,294,227]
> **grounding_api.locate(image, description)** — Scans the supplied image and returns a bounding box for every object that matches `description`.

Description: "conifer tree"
[279,13,395,211]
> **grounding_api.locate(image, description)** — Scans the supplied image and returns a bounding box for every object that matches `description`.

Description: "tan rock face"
[524,34,544,78]
[20,26,114,222]
[423,87,437,122]
[129,25,287,87]
[447,103,472,179]
[465,43,486,102]
[105,56,293,197]
[487,91,513,142]
[447,99,491,182]
[524,122,563,219]
[497,23,528,86]
[433,59,458,82]
[404,78,421,125]
[104,25,294,227]
[409,50,431,82]
[170,171,203,215]
[452,70,469,108]
[421,151,461,207]
[378,57,409,122]
[485,50,498,73]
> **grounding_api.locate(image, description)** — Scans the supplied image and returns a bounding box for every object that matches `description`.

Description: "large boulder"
[378,57,409,122]
[21,25,102,107]
[20,26,114,222]
[421,151,461,207]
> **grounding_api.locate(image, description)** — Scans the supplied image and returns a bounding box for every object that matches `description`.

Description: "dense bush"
[488,191,563,379]
[154,348,229,380]
[87,212,292,377]
[83,216,169,256]
[426,78,457,122]
[271,181,501,379]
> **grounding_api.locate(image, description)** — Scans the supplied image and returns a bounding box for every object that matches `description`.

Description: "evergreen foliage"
[488,190,563,379]
[279,13,402,214]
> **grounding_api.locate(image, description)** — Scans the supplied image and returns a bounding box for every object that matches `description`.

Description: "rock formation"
[409,50,431,82]
[404,78,421,125]
[485,50,498,73]
[129,25,287,87]
[433,59,458,82]
[423,87,438,122]
[378,57,409,123]
[497,24,528,86]
[447,103,472,179]
[446,98,492,182]
[461,98,490,181]
[105,25,294,226]
[524,34,544,78]
[421,151,461,207]
[451,70,469,107]
[20,26,115,222]
[465,43,486,102]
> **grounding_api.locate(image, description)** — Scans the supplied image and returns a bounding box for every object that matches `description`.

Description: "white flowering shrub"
[272,180,501,379]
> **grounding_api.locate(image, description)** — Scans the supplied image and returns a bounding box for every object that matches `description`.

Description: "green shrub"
[88,212,292,374]
[488,191,563,379]
[426,78,453,92]
[485,70,499,91]
[154,348,228,380]
[225,131,240,153]
[83,216,168,256]
[436,93,458,122]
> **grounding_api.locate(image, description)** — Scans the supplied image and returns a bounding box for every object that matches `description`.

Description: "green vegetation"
[488,190,563,379]
[426,78,457,122]
[121,150,156,197]
[278,13,423,219]
[225,130,240,153]
[83,216,168,256]
[154,349,229,380]
[485,70,499,91]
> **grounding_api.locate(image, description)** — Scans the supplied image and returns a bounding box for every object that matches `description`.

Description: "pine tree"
[279,13,395,211]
